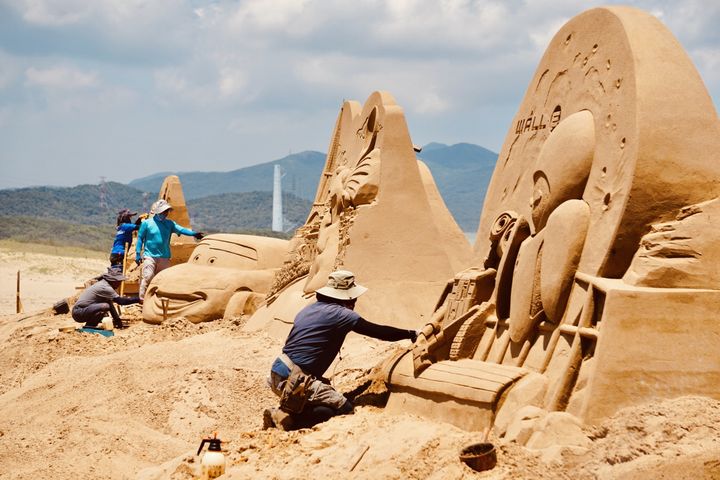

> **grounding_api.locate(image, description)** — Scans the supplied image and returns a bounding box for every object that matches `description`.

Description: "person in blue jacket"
[135,199,204,301]
[110,209,140,267]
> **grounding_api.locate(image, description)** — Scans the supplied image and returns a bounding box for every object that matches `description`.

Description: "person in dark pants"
[110,209,140,267]
[264,270,418,430]
[72,270,140,329]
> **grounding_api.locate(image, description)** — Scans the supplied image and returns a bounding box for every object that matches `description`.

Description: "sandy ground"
[0,242,108,315]
[1,245,719,479]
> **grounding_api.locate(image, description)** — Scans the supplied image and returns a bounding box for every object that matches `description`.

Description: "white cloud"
[1,0,719,188]
[0,50,22,89]
[218,68,247,98]
[10,0,186,27]
[16,0,90,26]
[229,0,311,31]
[414,91,450,114]
[25,66,98,89]
[153,61,253,107]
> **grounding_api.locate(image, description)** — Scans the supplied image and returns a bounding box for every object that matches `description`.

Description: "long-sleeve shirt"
[74,280,139,308]
[136,216,196,260]
[110,223,138,255]
[282,300,415,378]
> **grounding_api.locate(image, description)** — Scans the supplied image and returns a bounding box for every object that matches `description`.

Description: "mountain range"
[0,142,497,251]
[128,142,498,232]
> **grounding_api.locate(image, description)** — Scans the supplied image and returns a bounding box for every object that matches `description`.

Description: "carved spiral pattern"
[490,211,518,241]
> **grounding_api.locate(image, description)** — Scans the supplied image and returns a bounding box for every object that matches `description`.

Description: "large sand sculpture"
[142,234,289,324]
[384,6,720,434]
[245,91,472,336]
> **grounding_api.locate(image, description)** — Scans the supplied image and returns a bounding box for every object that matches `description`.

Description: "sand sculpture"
[384,6,720,433]
[142,234,289,324]
[120,175,196,295]
[245,91,472,337]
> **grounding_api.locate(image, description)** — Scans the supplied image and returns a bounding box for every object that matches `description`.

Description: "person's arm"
[114,295,140,305]
[352,318,417,342]
[136,222,147,262]
[172,222,204,239]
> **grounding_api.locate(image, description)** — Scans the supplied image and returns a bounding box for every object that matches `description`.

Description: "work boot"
[113,318,129,329]
[262,408,294,431]
[262,409,275,430]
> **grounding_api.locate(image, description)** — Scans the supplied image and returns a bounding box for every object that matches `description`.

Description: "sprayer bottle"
[197,433,226,480]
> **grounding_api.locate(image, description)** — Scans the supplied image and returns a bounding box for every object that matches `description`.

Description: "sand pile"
[1,247,719,479]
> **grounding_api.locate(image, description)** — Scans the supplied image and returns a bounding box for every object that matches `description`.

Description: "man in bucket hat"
[263,270,418,430]
[72,269,140,329]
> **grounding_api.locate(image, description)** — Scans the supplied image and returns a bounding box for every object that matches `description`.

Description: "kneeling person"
[72,270,140,329]
[264,270,418,430]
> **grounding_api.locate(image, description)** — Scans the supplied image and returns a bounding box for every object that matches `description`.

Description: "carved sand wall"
[385,6,720,432]
[245,92,472,337]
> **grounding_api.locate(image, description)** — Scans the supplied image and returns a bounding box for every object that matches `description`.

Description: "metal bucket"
[459,442,497,472]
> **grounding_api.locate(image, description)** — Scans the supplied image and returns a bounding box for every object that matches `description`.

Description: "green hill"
[418,143,498,233]
[0,142,498,251]
[187,191,311,232]
[128,144,498,232]
[129,151,326,201]
[0,189,306,251]
[0,182,148,226]
[0,216,115,252]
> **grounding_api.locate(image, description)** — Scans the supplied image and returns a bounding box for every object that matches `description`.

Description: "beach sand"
[1,244,719,479]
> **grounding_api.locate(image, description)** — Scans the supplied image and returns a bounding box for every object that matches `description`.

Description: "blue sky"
[0,0,718,189]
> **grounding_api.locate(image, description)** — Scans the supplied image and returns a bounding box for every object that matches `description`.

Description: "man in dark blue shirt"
[264,270,417,430]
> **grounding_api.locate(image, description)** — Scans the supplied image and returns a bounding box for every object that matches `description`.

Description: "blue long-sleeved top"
[111,223,138,255]
[136,216,196,260]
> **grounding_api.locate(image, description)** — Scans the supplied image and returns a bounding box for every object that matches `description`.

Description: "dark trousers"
[72,302,122,327]
[72,303,109,327]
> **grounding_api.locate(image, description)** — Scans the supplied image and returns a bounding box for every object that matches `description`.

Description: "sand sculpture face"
[385,6,720,432]
[245,92,472,337]
[142,234,289,324]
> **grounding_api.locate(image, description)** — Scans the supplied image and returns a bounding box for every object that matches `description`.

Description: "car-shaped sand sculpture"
[142,234,289,324]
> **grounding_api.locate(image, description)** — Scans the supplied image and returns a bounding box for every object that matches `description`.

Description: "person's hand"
[194,232,206,240]
[410,329,420,343]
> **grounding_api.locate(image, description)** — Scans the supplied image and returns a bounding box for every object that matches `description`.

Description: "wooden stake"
[16,270,23,314]
[118,245,130,315]
[347,444,369,472]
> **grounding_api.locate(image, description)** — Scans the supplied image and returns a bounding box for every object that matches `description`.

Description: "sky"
[0,0,718,189]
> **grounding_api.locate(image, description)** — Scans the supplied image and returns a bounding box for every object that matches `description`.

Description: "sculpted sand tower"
[385,6,720,432]
[245,91,472,337]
